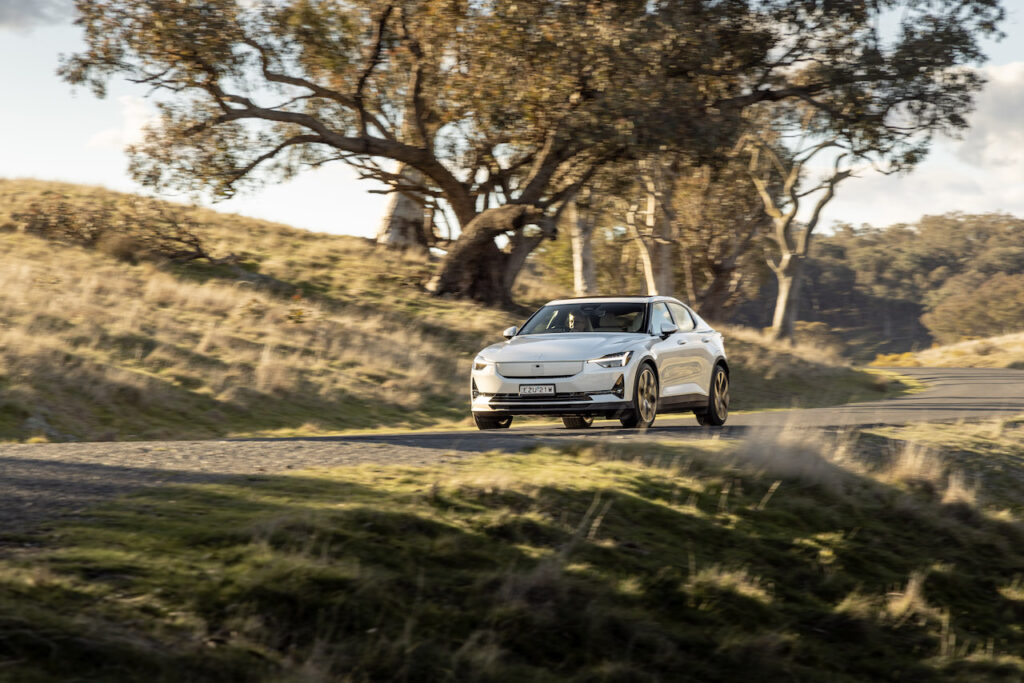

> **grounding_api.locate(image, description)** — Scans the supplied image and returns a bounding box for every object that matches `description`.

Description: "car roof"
[544,295,688,306]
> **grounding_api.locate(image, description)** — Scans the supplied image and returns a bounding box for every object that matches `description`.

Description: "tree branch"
[355,5,395,137]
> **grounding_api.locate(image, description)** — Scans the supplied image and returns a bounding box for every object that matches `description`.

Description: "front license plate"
[519,384,556,396]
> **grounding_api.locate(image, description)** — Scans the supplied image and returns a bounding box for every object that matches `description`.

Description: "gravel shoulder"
[0,439,477,532]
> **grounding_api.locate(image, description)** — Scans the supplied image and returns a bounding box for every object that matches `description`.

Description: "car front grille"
[490,392,592,403]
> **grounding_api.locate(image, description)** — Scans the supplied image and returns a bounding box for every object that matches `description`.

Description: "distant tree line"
[732,213,1024,353]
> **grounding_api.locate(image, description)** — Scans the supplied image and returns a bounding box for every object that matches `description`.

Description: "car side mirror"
[503,326,518,340]
[659,321,678,339]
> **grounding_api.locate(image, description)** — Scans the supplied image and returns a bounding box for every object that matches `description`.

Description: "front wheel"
[474,414,513,430]
[620,364,658,429]
[695,365,729,426]
[562,416,594,429]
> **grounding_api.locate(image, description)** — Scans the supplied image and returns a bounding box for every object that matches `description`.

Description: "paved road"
[1,367,1021,532]
[294,367,1024,452]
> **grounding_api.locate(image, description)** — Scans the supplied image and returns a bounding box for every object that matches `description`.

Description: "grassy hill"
[873,333,1024,369]
[1,179,899,442]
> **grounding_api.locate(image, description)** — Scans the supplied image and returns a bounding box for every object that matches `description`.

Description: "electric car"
[470,296,729,429]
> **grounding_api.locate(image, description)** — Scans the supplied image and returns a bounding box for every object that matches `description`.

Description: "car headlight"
[588,351,633,368]
[473,357,494,371]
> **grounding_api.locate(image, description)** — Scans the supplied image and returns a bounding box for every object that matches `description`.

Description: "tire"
[696,365,729,426]
[474,414,513,430]
[620,364,658,429]
[562,415,594,429]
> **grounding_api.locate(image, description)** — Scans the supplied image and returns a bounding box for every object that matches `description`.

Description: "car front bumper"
[470,361,636,417]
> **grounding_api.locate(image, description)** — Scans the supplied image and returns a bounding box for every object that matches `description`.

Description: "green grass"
[3,424,1024,681]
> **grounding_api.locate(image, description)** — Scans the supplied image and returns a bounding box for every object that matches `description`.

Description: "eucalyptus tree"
[674,154,771,321]
[62,0,1002,308]
[734,0,1004,339]
[60,0,692,304]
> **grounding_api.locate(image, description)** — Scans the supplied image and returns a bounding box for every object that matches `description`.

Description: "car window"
[650,302,672,334]
[667,302,696,332]
[519,302,647,334]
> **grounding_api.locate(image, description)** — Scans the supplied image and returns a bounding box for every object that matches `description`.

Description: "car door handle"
[676,338,687,345]
[701,337,712,343]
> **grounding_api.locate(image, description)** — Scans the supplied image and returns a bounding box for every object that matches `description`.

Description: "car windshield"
[519,302,647,335]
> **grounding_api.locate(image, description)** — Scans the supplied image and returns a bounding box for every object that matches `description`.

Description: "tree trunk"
[426,205,541,307]
[635,239,659,295]
[696,269,740,322]
[770,254,804,341]
[653,239,674,296]
[375,164,429,251]
[568,199,598,296]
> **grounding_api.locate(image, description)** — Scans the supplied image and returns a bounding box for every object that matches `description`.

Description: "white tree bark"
[626,191,660,295]
[375,164,429,251]
[568,198,598,296]
[625,164,676,296]
[769,253,804,341]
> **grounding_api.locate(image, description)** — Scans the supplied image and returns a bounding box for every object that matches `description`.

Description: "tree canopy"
[62,0,1004,305]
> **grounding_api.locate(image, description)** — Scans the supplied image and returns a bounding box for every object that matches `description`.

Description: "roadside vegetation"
[732,214,1024,359]
[872,333,1024,369]
[2,421,1023,681]
[0,180,896,442]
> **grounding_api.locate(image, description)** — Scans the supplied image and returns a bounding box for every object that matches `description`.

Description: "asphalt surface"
[293,367,1024,453]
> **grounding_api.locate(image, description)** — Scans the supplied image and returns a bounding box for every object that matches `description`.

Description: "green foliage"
[733,213,1024,356]
[923,273,1024,344]
[533,222,648,297]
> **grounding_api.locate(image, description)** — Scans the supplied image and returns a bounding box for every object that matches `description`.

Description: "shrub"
[922,272,1024,343]
[11,195,233,265]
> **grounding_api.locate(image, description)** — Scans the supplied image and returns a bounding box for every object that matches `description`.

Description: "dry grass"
[0,178,907,440]
[872,332,1024,368]
[731,426,861,493]
[0,178,516,439]
[885,571,941,623]
[720,325,906,411]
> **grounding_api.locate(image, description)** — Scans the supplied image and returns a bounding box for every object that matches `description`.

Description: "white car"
[470,296,729,430]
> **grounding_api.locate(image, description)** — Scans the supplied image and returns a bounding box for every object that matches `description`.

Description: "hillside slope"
[1,179,895,441]
[873,333,1024,369]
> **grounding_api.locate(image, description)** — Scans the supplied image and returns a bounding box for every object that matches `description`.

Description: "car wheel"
[562,415,594,429]
[620,364,658,429]
[696,365,729,426]
[474,414,513,430]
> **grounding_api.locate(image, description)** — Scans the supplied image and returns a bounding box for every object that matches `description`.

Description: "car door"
[648,302,688,397]
[667,302,713,397]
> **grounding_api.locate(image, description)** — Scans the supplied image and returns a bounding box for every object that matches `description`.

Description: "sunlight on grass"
[2,425,1024,680]
[0,179,907,441]
[872,332,1024,368]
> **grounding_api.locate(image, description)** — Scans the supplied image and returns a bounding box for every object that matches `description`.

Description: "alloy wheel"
[714,369,729,420]
[637,367,658,425]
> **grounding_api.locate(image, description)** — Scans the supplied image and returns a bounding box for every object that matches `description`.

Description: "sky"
[0,0,1022,237]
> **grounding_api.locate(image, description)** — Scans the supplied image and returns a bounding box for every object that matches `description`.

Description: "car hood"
[479,333,643,362]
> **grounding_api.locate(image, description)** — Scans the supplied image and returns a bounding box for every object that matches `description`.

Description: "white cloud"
[0,0,71,29]
[955,62,1024,175]
[87,96,159,150]
[820,64,1024,228]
